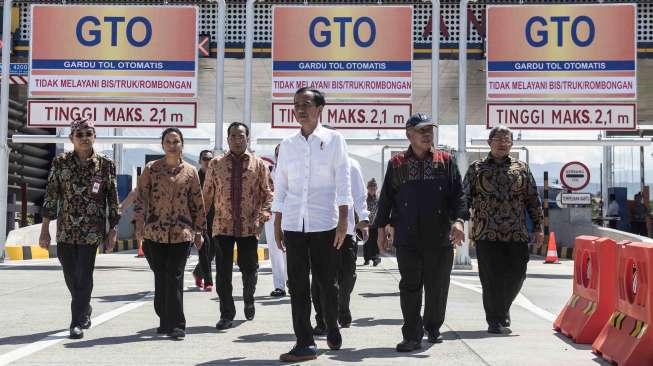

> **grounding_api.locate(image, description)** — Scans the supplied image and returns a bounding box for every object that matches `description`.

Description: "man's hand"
[355,220,369,242]
[194,233,204,250]
[449,221,465,246]
[39,224,51,249]
[535,231,544,246]
[105,229,118,252]
[377,225,394,253]
[134,222,144,242]
[333,218,348,249]
[274,212,285,252]
[385,225,395,249]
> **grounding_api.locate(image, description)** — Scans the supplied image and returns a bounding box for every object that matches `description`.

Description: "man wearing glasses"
[192,150,217,291]
[462,125,544,335]
[39,118,121,339]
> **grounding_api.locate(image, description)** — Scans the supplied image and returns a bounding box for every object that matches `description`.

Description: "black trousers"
[363,227,380,261]
[143,240,192,331]
[396,245,453,341]
[193,232,216,285]
[214,235,259,320]
[285,229,339,348]
[57,243,98,328]
[475,240,529,326]
[312,234,356,327]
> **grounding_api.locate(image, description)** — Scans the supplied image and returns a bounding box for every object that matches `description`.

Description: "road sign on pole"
[560,161,591,191]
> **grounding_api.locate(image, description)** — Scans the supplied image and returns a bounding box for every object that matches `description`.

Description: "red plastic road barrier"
[593,242,653,366]
[554,236,618,344]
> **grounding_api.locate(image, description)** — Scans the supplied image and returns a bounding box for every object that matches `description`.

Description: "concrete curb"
[4,241,271,261]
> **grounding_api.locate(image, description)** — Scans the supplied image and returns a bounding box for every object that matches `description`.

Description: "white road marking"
[0,259,273,364]
[387,257,557,322]
[0,292,153,366]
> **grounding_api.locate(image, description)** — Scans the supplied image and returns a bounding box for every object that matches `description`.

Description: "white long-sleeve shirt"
[271,124,352,233]
[348,157,369,235]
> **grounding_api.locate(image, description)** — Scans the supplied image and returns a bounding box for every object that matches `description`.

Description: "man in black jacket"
[375,113,465,352]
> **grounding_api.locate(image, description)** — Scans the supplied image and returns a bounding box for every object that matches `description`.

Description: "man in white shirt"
[607,194,620,229]
[267,144,288,297]
[312,156,369,334]
[273,88,352,362]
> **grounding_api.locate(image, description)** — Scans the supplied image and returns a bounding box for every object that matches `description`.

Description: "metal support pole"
[431,0,440,146]
[215,0,226,153]
[0,0,13,259]
[113,128,123,175]
[454,0,471,270]
[243,0,255,130]
[602,145,610,221]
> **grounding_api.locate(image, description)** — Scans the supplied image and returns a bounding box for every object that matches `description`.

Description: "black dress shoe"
[69,326,84,339]
[167,328,185,340]
[156,327,170,334]
[279,344,318,362]
[488,323,503,334]
[372,258,381,267]
[363,260,370,265]
[425,329,442,343]
[326,328,342,350]
[312,324,327,336]
[244,303,255,320]
[396,339,421,352]
[216,319,233,330]
[270,288,286,297]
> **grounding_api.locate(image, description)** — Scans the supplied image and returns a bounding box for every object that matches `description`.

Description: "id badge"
[91,178,102,195]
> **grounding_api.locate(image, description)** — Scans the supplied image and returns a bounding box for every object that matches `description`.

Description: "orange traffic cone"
[135,240,144,258]
[544,232,559,264]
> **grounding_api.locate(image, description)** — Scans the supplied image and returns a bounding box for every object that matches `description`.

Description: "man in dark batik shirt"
[39,118,120,340]
[462,125,543,335]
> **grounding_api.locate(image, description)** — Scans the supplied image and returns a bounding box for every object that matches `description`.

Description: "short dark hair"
[161,128,184,145]
[227,122,249,137]
[199,149,213,159]
[294,87,326,107]
[488,125,514,140]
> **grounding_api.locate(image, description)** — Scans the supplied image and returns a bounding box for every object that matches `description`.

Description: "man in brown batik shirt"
[203,122,273,330]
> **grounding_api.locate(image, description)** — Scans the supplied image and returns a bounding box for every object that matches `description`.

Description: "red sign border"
[560,161,591,191]
[486,102,637,130]
[271,102,412,129]
[27,100,198,128]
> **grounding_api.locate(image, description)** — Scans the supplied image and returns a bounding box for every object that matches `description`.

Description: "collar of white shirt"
[293,123,332,146]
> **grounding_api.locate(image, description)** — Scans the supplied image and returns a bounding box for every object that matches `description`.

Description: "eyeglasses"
[201,156,213,162]
[490,138,513,144]
[74,131,94,139]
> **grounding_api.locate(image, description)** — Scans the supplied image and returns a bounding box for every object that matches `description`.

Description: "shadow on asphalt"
[195,344,434,365]
[93,291,150,303]
[442,330,519,340]
[358,292,400,298]
[0,329,65,346]
[552,332,596,351]
[64,329,175,348]
[351,317,404,327]
[324,344,433,362]
[234,332,296,343]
